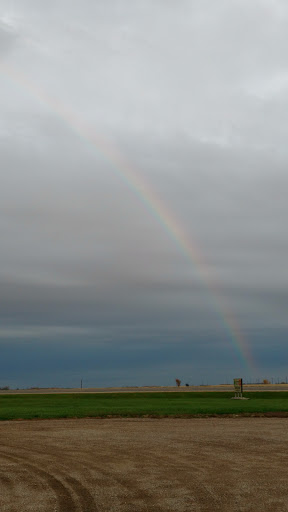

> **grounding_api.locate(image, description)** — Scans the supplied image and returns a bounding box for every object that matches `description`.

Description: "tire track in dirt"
[77,443,222,511]
[0,469,17,507]
[55,442,216,511]
[18,444,161,510]
[0,472,15,489]
[0,450,97,512]
[149,445,231,511]
[63,443,212,510]
[29,447,155,510]
[111,453,218,511]
[0,443,98,510]
[4,428,229,511]
[1,442,158,511]
[3,418,287,512]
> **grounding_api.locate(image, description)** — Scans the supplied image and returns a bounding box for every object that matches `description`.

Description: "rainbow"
[0,62,254,371]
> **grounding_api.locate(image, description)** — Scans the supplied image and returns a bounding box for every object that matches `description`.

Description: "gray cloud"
[0,15,18,56]
[0,0,288,387]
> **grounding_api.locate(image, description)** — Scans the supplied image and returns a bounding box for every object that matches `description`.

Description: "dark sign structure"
[231,378,249,400]
[232,378,245,399]
[233,378,243,394]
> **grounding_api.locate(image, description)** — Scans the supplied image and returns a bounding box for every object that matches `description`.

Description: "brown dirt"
[1,417,288,511]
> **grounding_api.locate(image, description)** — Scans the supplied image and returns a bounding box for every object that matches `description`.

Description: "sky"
[0,0,288,388]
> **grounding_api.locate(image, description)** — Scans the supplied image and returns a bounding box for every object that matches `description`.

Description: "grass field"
[1,392,288,420]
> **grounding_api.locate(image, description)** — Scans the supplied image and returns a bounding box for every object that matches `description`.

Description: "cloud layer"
[1,0,288,387]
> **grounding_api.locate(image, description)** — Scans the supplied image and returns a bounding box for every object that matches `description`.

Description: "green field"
[1,392,288,420]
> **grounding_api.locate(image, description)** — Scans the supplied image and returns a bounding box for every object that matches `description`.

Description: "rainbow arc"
[0,62,254,371]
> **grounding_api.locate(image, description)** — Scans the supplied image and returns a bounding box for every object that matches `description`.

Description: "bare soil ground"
[1,418,288,512]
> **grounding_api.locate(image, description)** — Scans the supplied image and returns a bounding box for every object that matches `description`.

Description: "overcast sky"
[1,0,288,388]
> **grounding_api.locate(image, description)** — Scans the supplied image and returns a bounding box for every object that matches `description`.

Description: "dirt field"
[1,418,288,511]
